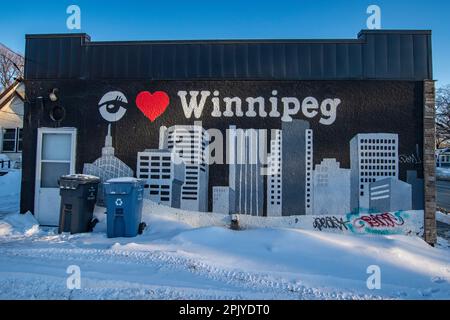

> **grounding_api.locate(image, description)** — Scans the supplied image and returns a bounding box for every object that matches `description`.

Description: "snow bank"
[0,170,21,214]
[134,200,424,237]
[437,167,450,181]
[101,213,450,299]
[437,211,450,225]
[0,212,39,237]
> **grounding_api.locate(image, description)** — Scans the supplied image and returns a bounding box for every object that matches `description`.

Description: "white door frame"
[34,127,77,225]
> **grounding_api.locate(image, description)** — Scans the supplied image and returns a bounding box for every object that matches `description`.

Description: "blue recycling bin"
[104,178,147,238]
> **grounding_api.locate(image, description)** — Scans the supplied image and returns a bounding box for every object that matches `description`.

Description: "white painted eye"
[98,91,128,122]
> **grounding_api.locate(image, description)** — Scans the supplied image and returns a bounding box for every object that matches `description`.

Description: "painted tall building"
[267,130,282,217]
[136,149,185,208]
[313,158,350,215]
[369,178,412,212]
[160,125,209,212]
[212,186,235,214]
[228,126,264,216]
[281,120,313,216]
[350,133,398,212]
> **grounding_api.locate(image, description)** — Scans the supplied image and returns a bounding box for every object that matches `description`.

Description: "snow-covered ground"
[0,170,449,300]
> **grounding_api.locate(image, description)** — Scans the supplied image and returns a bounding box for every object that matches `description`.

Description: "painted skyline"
[133,122,422,216]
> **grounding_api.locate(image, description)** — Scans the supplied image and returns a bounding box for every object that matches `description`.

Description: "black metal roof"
[24,30,432,81]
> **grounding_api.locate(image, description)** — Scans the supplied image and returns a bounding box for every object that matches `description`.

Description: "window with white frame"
[2,128,23,152]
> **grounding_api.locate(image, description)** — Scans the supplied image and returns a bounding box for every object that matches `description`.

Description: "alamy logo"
[66,5,81,30]
[366,5,381,30]
[366,265,381,290]
[66,265,81,290]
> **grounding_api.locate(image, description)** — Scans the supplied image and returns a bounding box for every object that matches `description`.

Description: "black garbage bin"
[58,174,101,234]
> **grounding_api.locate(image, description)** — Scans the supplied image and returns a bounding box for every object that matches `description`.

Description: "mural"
[83,124,133,205]
[98,91,128,122]
[22,80,425,217]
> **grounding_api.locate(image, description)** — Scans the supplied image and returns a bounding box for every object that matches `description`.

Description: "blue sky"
[1,0,449,85]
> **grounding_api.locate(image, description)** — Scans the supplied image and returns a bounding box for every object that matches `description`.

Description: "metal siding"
[387,34,401,77]
[363,33,376,78]
[235,44,248,78]
[285,44,298,79]
[413,35,428,78]
[24,30,432,81]
[374,34,388,78]
[127,46,139,78]
[349,44,362,78]
[47,39,59,78]
[70,38,81,79]
[223,44,236,78]
[260,44,274,79]
[247,44,261,78]
[187,44,200,78]
[298,44,311,78]
[310,44,323,78]
[400,34,415,79]
[324,43,336,79]
[211,45,223,78]
[336,43,349,79]
[273,44,286,79]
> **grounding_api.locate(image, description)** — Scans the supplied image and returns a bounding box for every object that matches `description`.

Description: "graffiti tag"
[352,212,405,229]
[313,216,349,231]
[399,153,422,165]
[399,145,422,164]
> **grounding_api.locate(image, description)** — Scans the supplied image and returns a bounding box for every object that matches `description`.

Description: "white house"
[0,79,24,164]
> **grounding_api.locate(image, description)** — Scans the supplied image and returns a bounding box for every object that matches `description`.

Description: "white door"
[35,128,77,226]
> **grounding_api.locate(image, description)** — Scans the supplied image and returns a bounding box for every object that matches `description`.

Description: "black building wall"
[21,30,432,215]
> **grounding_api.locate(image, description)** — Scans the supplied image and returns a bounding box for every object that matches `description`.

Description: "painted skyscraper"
[281,120,313,216]
[160,125,209,212]
[313,158,350,215]
[136,149,185,208]
[267,130,282,217]
[350,133,398,212]
[369,178,412,212]
[212,186,235,214]
[228,126,264,216]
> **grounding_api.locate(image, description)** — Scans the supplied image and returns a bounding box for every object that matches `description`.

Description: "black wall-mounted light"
[49,88,59,102]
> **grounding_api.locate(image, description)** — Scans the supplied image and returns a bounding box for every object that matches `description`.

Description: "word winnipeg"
[178,90,341,125]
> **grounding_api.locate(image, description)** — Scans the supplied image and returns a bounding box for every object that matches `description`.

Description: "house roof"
[24,30,433,81]
[0,78,24,110]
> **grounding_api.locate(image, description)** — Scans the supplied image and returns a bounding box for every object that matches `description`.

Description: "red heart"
[136,91,170,122]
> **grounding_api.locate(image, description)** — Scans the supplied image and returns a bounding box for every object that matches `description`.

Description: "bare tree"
[436,85,450,149]
[0,43,24,92]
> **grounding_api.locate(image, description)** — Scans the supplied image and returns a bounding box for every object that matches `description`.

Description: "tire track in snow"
[0,244,386,300]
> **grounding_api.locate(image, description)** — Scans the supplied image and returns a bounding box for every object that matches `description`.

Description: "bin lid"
[60,174,100,183]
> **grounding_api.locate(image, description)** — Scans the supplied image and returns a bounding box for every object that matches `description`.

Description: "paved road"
[437,180,450,211]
